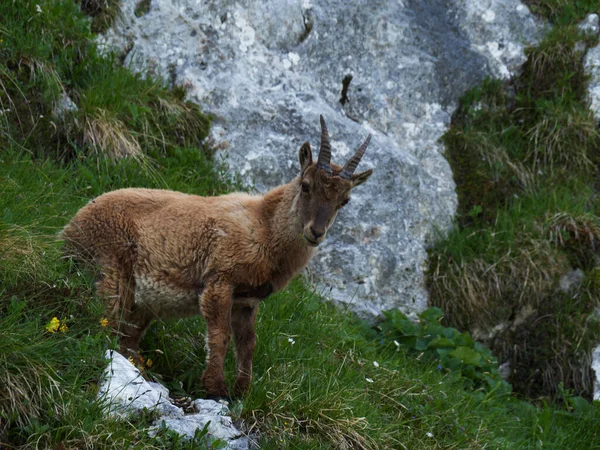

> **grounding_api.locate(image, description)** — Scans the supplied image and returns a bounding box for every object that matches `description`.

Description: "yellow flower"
[59,323,68,333]
[46,317,60,333]
[99,318,109,327]
[128,356,135,365]
[146,358,153,368]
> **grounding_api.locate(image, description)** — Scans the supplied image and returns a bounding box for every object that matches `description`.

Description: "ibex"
[62,116,373,400]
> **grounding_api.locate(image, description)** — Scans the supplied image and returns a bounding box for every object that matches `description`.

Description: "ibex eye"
[301,182,310,193]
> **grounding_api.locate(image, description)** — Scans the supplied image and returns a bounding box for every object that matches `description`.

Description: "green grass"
[429,3,600,400]
[2,147,600,448]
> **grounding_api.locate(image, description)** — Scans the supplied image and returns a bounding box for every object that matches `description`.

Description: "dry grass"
[547,212,600,252]
[83,111,143,159]
[429,233,600,398]
[0,332,64,437]
[250,408,375,450]
[0,224,55,284]
[429,237,569,332]
[526,106,597,175]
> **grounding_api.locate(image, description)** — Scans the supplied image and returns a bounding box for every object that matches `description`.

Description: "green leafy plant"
[379,307,511,395]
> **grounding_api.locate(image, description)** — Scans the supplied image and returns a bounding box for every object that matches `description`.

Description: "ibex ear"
[351,169,373,188]
[299,142,313,172]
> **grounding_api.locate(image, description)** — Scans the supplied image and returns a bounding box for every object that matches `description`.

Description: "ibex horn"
[316,115,333,175]
[340,134,371,179]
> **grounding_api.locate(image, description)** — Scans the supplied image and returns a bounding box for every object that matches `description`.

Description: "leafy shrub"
[379,307,511,395]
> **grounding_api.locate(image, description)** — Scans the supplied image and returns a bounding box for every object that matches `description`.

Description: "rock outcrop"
[97,0,540,317]
[98,350,249,449]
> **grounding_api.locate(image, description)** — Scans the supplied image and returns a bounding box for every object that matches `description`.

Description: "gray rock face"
[585,21,600,122]
[594,342,600,401]
[98,0,540,317]
[98,350,248,448]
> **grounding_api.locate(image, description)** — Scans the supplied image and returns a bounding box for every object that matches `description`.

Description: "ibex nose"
[310,226,325,239]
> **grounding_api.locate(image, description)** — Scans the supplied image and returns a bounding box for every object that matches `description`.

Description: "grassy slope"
[1,0,600,449]
[428,2,600,399]
[2,150,600,449]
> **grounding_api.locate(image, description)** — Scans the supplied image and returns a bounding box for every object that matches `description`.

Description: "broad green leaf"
[418,307,444,323]
[429,337,455,348]
[449,346,482,366]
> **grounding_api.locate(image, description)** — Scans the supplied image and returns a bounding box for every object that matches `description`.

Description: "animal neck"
[261,177,314,269]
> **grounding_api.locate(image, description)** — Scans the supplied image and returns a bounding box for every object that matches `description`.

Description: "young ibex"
[63,116,373,400]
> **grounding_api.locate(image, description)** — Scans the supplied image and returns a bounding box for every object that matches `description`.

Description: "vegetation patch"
[378,307,511,395]
[0,0,209,161]
[134,0,152,18]
[524,0,599,25]
[428,5,600,399]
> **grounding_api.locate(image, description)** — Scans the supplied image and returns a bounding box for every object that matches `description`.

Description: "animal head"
[296,115,373,247]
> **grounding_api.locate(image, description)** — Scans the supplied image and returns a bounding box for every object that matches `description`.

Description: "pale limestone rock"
[98,350,248,449]
[97,0,540,317]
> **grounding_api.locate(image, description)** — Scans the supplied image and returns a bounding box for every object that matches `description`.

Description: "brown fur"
[62,124,372,399]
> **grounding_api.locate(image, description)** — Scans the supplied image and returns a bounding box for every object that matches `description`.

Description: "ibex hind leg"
[96,260,142,355]
[232,305,259,398]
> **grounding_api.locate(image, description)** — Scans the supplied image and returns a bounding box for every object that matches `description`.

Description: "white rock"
[150,400,248,449]
[579,13,600,35]
[585,42,600,121]
[98,350,183,418]
[52,93,78,120]
[594,344,600,400]
[559,269,585,293]
[98,351,248,449]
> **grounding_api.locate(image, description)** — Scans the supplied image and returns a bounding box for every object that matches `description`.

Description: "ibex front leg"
[199,278,234,400]
[232,305,259,397]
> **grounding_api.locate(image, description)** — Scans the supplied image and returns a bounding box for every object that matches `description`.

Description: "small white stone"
[288,52,300,66]
[579,13,600,35]
[482,9,495,23]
